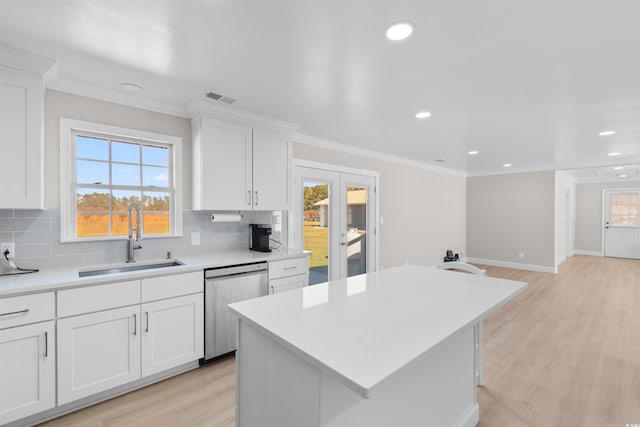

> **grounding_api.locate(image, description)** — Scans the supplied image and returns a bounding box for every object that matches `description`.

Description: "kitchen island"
[229,264,526,427]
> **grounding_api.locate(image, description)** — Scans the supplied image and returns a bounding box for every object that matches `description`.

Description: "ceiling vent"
[206,91,236,104]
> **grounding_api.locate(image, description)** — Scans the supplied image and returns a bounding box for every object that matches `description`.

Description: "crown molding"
[292,133,467,177]
[0,45,56,77]
[186,98,299,134]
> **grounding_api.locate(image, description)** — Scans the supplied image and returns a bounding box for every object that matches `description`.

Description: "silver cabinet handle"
[284,266,297,271]
[44,331,48,358]
[247,190,252,206]
[255,191,259,206]
[0,309,29,317]
[145,311,149,333]
[133,313,137,335]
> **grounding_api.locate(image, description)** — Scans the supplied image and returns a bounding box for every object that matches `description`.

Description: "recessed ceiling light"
[617,174,629,178]
[468,150,479,155]
[503,163,512,168]
[612,166,624,170]
[608,152,622,157]
[386,22,414,41]
[598,130,616,136]
[415,111,431,119]
[120,82,145,92]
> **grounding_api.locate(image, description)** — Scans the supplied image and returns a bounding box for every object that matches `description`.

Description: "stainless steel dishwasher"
[202,261,268,362]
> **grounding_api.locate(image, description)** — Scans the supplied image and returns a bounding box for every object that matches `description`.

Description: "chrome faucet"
[127,202,143,263]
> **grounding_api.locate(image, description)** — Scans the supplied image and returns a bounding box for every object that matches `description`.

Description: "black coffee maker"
[249,224,272,252]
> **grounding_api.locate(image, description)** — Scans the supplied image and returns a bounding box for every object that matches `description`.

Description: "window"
[609,193,639,226]
[60,119,183,242]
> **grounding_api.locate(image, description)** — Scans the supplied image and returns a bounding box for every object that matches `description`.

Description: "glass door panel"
[340,174,375,278]
[303,180,331,285]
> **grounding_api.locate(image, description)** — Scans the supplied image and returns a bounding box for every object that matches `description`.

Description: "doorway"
[291,161,378,285]
[603,189,640,259]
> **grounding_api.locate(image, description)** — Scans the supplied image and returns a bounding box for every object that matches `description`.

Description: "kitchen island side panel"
[236,320,478,427]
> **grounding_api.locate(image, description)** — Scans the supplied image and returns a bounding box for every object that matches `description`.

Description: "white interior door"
[292,163,378,285]
[603,189,640,259]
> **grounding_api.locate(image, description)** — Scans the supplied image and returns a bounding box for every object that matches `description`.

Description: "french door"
[603,189,640,259]
[292,163,378,285]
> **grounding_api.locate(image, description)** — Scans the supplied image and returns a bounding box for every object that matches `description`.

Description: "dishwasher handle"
[205,262,268,279]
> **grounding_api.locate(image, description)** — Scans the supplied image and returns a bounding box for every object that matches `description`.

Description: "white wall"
[575,180,640,254]
[291,143,466,269]
[467,171,556,271]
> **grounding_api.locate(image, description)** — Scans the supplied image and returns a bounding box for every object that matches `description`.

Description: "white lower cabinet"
[269,274,309,294]
[268,257,310,295]
[0,320,55,424]
[56,271,204,406]
[141,293,204,377]
[57,305,141,405]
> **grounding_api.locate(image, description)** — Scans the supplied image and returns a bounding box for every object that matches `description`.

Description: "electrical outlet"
[191,231,200,246]
[1,242,15,259]
[518,251,525,260]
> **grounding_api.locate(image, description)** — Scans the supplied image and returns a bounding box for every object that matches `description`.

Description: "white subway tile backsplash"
[0,208,278,269]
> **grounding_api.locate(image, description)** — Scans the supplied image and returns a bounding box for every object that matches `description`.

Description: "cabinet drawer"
[268,257,309,280]
[269,274,308,295]
[0,292,54,329]
[58,281,141,318]
[141,271,203,302]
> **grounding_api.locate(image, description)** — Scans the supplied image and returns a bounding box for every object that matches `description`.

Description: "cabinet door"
[252,128,289,211]
[141,293,204,376]
[0,68,44,209]
[57,306,141,404]
[194,117,252,210]
[0,321,55,424]
[269,274,309,295]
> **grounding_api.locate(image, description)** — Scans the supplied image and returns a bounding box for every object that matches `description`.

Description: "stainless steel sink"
[79,260,183,277]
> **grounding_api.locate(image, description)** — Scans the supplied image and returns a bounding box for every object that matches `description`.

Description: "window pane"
[144,213,170,234]
[143,166,169,187]
[76,136,108,160]
[76,188,110,213]
[112,141,140,163]
[112,214,130,236]
[77,214,109,237]
[144,192,170,212]
[76,160,109,184]
[112,190,142,212]
[112,163,141,186]
[609,193,639,225]
[143,145,168,166]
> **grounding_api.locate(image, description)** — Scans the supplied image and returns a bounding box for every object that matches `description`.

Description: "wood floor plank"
[39,256,640,427]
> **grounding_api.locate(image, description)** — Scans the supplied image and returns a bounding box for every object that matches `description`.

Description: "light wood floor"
[39,256,640,427]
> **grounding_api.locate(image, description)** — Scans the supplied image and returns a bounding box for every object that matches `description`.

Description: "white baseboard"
[466,257,558,274]
[572,250,602,257]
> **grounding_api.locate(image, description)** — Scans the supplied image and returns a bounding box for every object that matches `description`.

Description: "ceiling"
[2,0,640,177]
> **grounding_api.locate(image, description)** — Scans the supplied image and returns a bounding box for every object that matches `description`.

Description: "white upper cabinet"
[252,128,290,211]
[0,47,54,209]
[190,102,298,212]
[192,117,253,211]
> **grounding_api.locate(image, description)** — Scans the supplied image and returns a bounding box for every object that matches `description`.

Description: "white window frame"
[59,118,183,242]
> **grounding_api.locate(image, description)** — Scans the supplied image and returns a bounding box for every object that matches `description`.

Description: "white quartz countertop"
[0,248,308,297]
[229,264,527,399]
